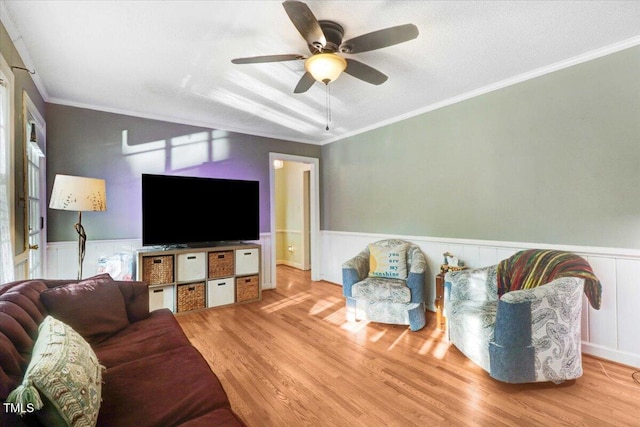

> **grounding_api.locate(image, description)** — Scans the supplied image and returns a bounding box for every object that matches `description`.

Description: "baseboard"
[276,260,305,270]
[582,342,640,368]
[320,230,640,369]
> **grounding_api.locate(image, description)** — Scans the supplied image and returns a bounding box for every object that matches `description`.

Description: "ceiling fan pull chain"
[325,83,331,131]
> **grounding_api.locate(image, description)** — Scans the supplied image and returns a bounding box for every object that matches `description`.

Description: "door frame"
[0,53,16,279]
[21,91,46,278]
[269,153,320,288]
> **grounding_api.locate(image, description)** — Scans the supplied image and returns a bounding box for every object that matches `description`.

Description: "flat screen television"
[142,174,259,247]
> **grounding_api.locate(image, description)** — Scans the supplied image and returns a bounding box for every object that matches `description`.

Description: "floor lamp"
[49,174,107,280]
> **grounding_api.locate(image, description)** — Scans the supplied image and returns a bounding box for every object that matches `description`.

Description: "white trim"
[0,1,50,100]
[0,1,19,40]
[323,230,640,260]
[3,5,638,147]
[23,92,45,132]
[4,0,640,148]
[47,97,323,146]
[22,91,47,278]
[320,229,640,368]
[0,53,16,280]
[276,259,305,270]
[269,153,320,289]
[46,35,640,147]
[582,343,640,370]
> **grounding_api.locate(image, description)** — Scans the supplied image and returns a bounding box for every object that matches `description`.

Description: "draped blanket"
[497,249,602,309]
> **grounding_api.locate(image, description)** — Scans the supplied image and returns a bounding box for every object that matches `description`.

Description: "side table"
[435,272,446,331]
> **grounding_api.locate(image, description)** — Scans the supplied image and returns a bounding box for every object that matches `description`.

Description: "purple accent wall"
[45,104,320,242]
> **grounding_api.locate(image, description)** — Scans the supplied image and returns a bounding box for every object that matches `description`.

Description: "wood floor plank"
[176,266,640,426]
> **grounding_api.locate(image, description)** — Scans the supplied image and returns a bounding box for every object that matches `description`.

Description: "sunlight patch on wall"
[121,129,166,174]
[211,130,230,162]
[122,129,234,174]
[170,131,209,170]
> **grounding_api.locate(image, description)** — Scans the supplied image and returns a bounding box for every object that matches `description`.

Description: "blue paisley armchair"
[342,239,427,331]
[444,249,601,384]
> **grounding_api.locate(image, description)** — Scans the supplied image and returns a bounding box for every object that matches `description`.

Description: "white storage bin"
[149,285,175,312]
[207,278,235,308]
[177,252,206,282]
[235,248,259,276]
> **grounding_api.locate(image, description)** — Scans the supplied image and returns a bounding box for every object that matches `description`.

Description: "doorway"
[269,153,319,289]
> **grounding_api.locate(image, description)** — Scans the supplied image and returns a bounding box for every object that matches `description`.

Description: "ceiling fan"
[231,1,419,94]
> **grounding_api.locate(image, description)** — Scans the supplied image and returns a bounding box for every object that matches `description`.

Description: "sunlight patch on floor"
[387,329,410,351]
[431,341,451,359]
[340,318,371,334]
[369,329,387,343]
[323,306,349,325]
[418,329,451,359]
[308,296,342,315]
[464,359,480,370]
[261,292,313,313]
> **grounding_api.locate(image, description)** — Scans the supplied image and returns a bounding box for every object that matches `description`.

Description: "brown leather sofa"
[0,275,245,427]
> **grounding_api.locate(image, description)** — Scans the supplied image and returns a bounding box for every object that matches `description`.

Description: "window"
[0,54,15,283]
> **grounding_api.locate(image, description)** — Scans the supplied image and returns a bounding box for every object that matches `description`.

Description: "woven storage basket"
[208,251,234,279]
[177,282,206,312]
[142,255,174,285]
[236,275,259,303]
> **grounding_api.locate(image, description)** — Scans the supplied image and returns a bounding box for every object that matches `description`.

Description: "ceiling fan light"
[304,53,347,84]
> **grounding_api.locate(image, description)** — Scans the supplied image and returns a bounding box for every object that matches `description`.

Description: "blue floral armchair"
[342,239,427,331]
[444,249,602,383]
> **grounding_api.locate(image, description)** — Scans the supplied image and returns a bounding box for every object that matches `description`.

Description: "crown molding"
[319,35,640,145]
[0,0,50,100]
[3,0,639,147]
[47,97,323,145]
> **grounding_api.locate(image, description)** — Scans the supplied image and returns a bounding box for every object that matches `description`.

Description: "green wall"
[321,45,640,249]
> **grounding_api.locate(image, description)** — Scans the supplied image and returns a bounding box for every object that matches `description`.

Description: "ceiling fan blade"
[340,24,419,54]
[231,54,305,64]
[282,1,326,49]
[344,59,388,85]
[293,71,316,93]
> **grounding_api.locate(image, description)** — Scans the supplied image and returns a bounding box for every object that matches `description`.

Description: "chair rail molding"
[320,230,640,368]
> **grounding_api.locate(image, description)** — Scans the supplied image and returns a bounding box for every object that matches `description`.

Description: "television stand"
[136,243,261,313]
[185,241,248,248]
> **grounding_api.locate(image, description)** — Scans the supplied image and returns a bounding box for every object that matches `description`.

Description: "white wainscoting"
[320,230,640,368]
[47,239,143,280]
[45,231,639,367]
[46,233,273,289]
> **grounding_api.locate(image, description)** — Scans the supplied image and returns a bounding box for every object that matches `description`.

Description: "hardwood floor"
[176,266,640,426]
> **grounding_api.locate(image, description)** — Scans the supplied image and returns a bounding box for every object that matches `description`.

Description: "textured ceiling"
[2,1,640,145]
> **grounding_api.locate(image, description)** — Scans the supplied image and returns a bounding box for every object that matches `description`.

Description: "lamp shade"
[304,53,347,84]
[49,174,107,212]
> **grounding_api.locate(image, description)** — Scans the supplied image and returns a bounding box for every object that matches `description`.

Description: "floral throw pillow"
[7,315,103,427]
